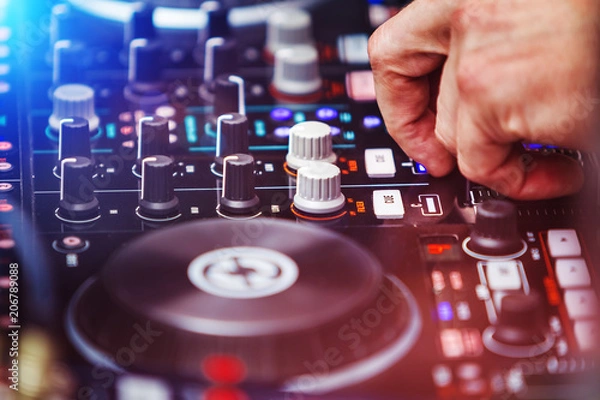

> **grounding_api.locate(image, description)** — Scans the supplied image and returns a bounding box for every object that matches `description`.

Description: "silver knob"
[286,121,336,170]
[49,84,99,132]
[294,162,345,214]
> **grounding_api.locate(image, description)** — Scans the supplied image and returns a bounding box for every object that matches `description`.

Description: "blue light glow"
[316,107,338,121]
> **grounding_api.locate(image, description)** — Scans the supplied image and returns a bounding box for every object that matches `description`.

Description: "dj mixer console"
[0,1,599,399]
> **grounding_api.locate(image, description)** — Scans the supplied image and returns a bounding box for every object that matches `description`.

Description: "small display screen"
[420,236,462,262]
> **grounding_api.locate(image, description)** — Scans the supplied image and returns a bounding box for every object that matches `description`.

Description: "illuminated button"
[363,115,382,129]
[573,320,599,352]
[413,162,427,174]
[60,236,85,251]
[547,229,581,258]
[0,81,9,94]
[372,189,404,219]
[330,126,341,136]
[315,107,338,121]
[449,271,464,290]
[431,270,445,292]
[0,141,12,151]
[0,161,12,172]
[0,238,14,249]
[274,126,290,138]
[0,64,9,75]
[440,329,464,358]
[270,107,292,122]
[0,182,12,192]
[456,301,471,321]
[0,203,13,212]
[564,289,599,320]
[485,260,521,291]
[345,70,376,102]
[456,363,482,381]
[432,365,452,388]
[364,148,396,178]
[555,258,591,288]
[438,302,454,321]
[0,44,8,58]
[155,105,176,119]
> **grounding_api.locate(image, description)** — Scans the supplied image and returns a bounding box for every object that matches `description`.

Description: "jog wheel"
[67,219,421,392]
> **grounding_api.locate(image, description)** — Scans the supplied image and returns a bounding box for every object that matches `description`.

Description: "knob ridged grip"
[265,8,313,56]
[214,113,249,174]
[138,156,179,219]
[49,84,99,132]
[294,162,345,214]
[272,45,321,96]
[57,156,99,222]
[286,121,336,170]
[220,154,260,215]
[469,200,524,256]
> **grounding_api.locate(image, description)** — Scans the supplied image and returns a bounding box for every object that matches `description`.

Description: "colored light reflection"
[202,354,247,385]
[437,302,453,322]
[274,126,290,138]
[270,107,292,122]
[316,107,338,121]
[363,115,382,129]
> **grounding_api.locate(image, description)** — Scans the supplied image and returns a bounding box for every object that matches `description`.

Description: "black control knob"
[492,293,549,347]
[55,117,92,177]
[203,38,238,86]
[213,74,245,119]
[124,2,156,48]
[212,113,249,176]
[137,156,180,221]
[56,156,100,223]
[52,40,89,87]
[467,200,524,256]
[218,154,260,216]
[123,39,167,111]
[134,116,170,177]
[200,1,230,41]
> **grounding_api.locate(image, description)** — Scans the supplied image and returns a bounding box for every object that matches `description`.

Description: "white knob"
[272,45,321,96]
[265,8,313,56]
[294,162,345,214]
[286,121,336,170]
[49,84,99,132]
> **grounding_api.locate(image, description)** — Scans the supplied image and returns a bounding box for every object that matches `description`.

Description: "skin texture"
[368,0,600,200]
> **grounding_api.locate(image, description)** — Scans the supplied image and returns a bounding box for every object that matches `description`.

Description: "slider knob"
[467,200,525,257]
[56,156,100,223]
[212,113,249,176]
[265,8,313,57]
[55,117,92,177]
[218,154,260,217]
[286,121,336,171]
[294,162,345,215]
[137,156,180,221]
[272,45,321,97]
[134,116,170,177]
[49,84,99,132]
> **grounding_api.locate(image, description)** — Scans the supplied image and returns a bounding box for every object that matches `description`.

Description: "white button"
[364,148,396,178]
[547,229,581,258]
[555,258,591,288]
[372,189,404,219]
[337,34,369,64]
[440,329,464,358]
[345,70,376,102]
[486,261,522,291]
[564,289,600,320]
[456,301,472,321]
[573,320,600,352]
[117,375,172,400]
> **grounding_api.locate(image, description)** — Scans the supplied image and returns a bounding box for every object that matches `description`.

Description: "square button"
[555,258,591,288]
[364,148,396,178]
[486,261,522,291]
[564,289,600,320]
[547,229,581,258]
[573,320,600,352]
[372,190,404,219]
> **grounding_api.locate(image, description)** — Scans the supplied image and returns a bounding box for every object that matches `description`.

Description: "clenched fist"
[368,0,600,199]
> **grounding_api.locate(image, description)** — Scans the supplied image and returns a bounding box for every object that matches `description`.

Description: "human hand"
[368,0,600,200]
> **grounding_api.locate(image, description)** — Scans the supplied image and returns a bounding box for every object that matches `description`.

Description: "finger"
[368,0,457,176]
[435,36,461,156]
[456,107,584,200]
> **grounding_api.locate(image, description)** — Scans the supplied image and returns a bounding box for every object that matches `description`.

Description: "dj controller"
[0,0,599,399]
